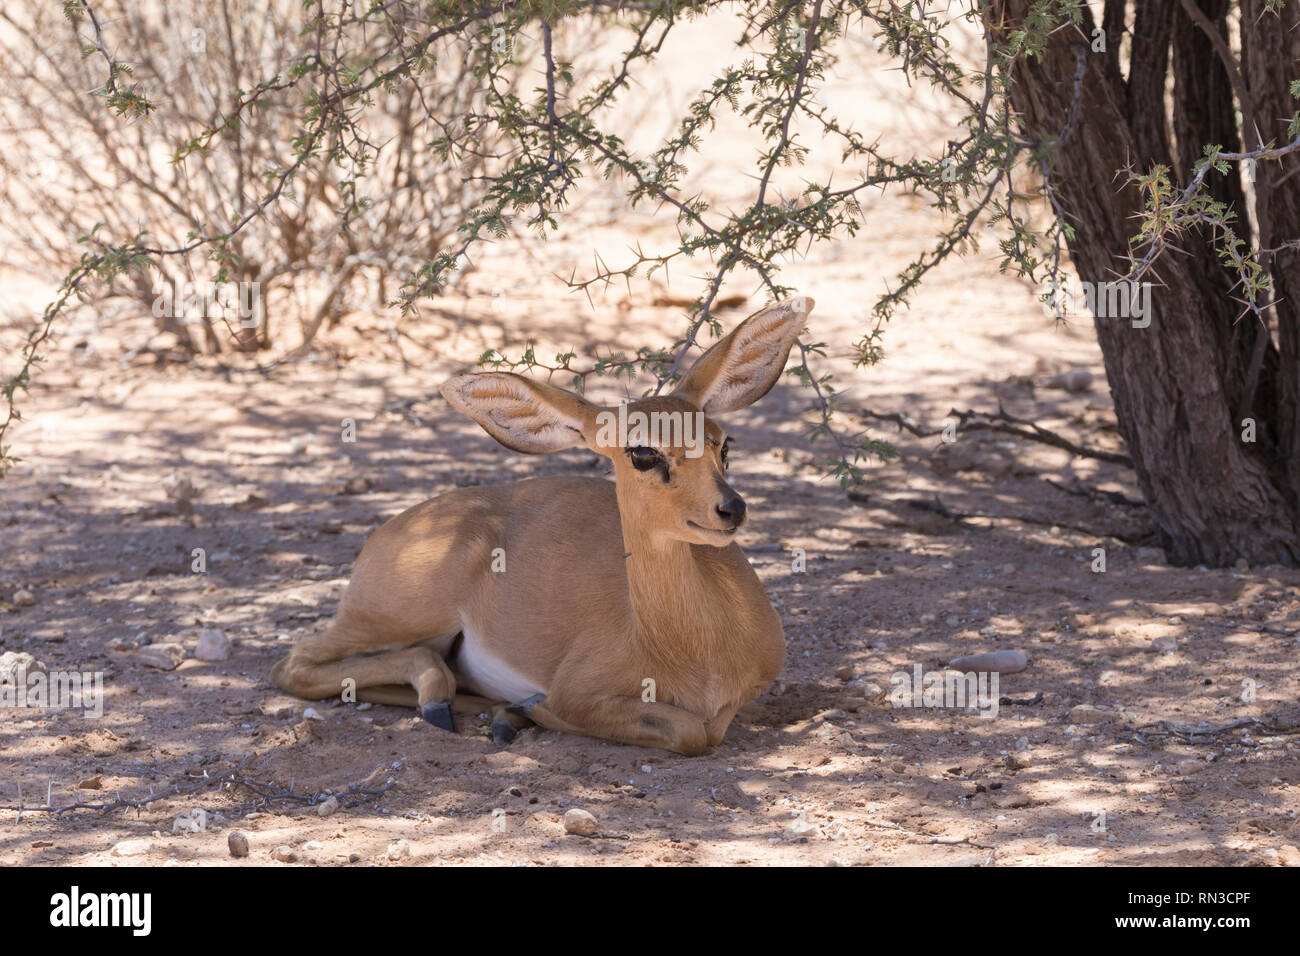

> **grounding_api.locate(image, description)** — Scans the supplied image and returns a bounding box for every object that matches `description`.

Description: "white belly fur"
[455,620,545,702]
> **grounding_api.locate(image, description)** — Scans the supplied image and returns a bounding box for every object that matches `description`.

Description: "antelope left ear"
[671,297,813,414]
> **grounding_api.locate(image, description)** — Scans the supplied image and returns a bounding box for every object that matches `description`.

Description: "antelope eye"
[628,446,662,471]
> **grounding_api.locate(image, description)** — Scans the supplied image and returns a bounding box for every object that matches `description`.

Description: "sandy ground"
[2,13,1299,867]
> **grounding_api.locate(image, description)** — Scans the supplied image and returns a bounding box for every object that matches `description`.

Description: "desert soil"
[1,14,1298,867]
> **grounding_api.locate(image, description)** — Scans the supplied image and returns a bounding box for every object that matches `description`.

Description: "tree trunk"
[989,0,1300,566]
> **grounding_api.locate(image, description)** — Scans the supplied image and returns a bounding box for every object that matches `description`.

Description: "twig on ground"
[859,406,1133,467]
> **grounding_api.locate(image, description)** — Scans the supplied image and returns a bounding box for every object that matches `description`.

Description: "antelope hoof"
[506,693,546,719]
[491,720,518,746]
[420,700,456,733]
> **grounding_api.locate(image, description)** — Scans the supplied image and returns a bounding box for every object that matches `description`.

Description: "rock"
[111,839,152,857]
[1006,752,1033,770]
[317,796,339,817]
[891,762,908,774]
[948,650,1028,674]
[782,814,819,840]
[1150,636,1179,653]
[302,840,324,851]
[227,831,250,858]
[0,650,45,683]
[834,665,855,681]
[386,839,411,859]
[1278,845,1300,867]
[563,808,599,835]
[78,775,104,790]
[138,642,186,670]
[1068,704,1112,724]
[11,588,35,607]
[1045,369,1093,393]
[710,782,758,809]
[302,707,323,720]
[171,809,208,834]
[194,629,231,662]
[272,844,296,863]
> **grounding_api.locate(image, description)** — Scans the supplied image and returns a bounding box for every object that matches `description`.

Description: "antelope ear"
[672,297,812,414]
[440,372,602,454]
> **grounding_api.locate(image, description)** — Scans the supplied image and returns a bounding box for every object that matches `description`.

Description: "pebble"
[303,708,323,720]
[1006,752,1033,770]
[834,665,855,681]
[317,796,339,817]
[194,629,231,662]
[0,650,45,683]
[386,839,411,859]
[78,775,104,790]
[111,839,152,857]
[563,808,599,835]
[272,845,296,863]
[12,588,35,607]
[948,650,1028,674]
[1045,369,1093,393]
[228,831,250,858]
[1150,636,1178,653]
[138,642,187,670]
[1068,704,1112,724]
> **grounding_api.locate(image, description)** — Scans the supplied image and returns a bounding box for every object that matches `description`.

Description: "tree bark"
[990,0,1300,566]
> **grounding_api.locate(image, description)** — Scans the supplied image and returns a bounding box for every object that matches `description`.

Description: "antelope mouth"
[687,520,738,536]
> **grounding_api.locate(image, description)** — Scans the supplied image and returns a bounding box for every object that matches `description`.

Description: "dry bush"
[0,0,504,355]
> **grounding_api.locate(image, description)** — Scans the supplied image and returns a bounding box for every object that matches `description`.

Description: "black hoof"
[506,692,546,719]
[491,720,518,746]
[420,700,456,733]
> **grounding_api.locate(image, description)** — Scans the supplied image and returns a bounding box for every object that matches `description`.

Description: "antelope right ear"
[440,372,602,454]
[672,297,812,414]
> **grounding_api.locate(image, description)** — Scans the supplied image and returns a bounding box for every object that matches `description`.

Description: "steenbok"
[272,297,812,754]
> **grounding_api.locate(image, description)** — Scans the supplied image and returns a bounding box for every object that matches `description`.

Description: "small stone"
[303,707,323,720]
[303,841,324,851]
[272,844,296,863]
[1150,636,1178,653]
[563,808,599,835]
[228,831,250,858]
[1006,752,1033,770]
[194,629,231,662]
[1045,369,1092,393]
[138,642,186,670]
[834,665,855,681]
[78,775,104,790]
[783,814,819,841]
[1068,704,1112,724]
[317,796,339,817]
[386,839,411,859]
[12,588,35,607]
[111,839,152,857]
[891,762,908,774]
[948,650,1028,674]
[0,651,45,683]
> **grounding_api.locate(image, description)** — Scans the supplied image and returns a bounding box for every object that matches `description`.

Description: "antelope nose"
[717,495,746,527]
